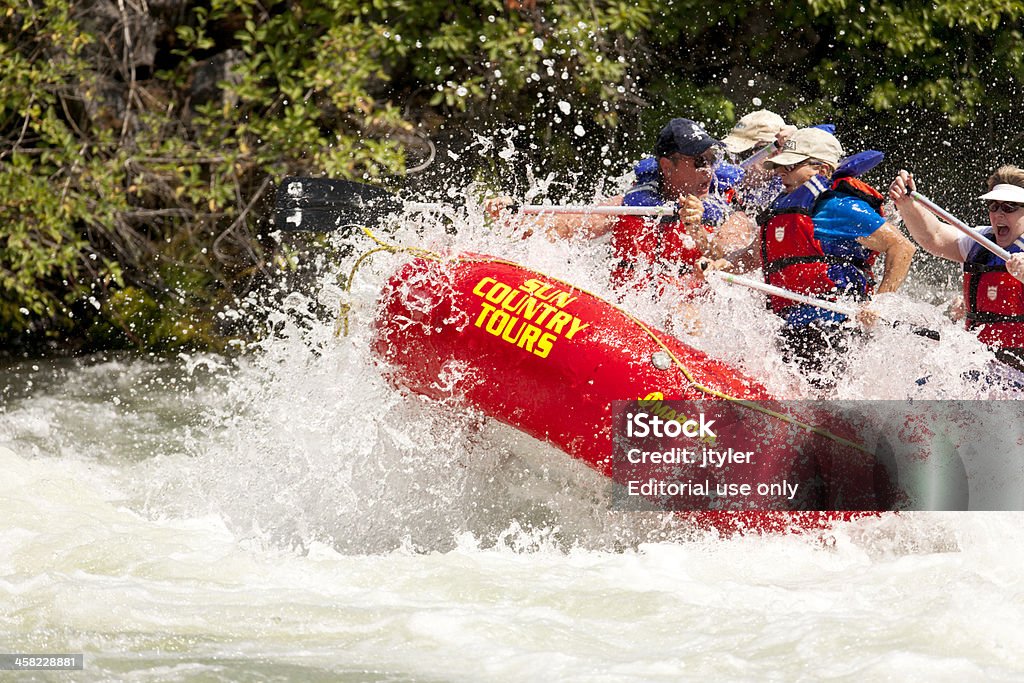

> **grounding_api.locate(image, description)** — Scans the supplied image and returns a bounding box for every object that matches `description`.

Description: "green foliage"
[0,0,1021,353]
[801,0,1024,124]
[0,1,123,345]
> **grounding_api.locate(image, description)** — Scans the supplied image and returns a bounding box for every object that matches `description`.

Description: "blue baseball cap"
[655,118,721,158]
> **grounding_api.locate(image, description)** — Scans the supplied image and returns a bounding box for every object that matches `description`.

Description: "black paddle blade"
[274,176,403,232]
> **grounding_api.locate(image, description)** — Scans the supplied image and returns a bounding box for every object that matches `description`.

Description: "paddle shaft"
[398,202,676,216]
[740,142,778,169]
[381,201,676,217]
[716,270,1024,372]
[712,272,857,317]
[710,271,941,341]
[515,204,675,216]
[910,191,1013,261]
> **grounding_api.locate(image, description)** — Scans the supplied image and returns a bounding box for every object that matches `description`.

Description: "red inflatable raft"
[371,253,893,532]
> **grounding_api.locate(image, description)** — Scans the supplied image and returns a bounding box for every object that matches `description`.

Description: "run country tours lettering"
[471,277,590,358]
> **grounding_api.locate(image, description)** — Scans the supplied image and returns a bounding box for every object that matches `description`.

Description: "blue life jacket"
[622,156,664,207]
[623,156,736,225]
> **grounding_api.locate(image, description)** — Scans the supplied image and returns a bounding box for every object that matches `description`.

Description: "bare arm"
[726,239,763,273]
[856,222,915,293]
[887,170,966,262]
[545,196,623,239]
[711,209,757,259]
[485,195,623,240]
[699,236,762,276]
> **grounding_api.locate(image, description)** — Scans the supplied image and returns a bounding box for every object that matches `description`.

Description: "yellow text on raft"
[471,277,591,359]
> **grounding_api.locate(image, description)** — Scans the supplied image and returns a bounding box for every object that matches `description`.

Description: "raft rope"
[334,226,439,337]
[338,227,872,455]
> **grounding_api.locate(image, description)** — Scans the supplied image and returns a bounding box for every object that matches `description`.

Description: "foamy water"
[2,205,1023,681]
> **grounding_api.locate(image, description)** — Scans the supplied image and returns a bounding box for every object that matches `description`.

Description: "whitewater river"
[3,215,1024,681]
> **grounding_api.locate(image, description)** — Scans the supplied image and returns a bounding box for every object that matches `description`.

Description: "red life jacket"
[610,214,713,290]
[963,235,1024,357]
[758,176,882,315]
[610,159,736,292]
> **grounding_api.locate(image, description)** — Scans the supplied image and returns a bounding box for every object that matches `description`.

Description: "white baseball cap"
[764,128,844,169]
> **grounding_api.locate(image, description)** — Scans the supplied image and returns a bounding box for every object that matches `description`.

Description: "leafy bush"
[1,0,1020,353]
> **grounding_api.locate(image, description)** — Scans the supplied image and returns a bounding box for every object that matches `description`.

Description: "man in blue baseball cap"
[607,118,727,290]
[487,118,742,298]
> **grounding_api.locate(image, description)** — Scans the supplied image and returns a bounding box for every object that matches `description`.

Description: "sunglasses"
[671,151,719,169]
[692,155,716,169]
[689,153,718,169]
[780,159,822,173]
[986,200,1023,214]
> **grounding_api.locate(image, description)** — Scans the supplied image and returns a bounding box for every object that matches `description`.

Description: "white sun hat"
[979,183,1024,203]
